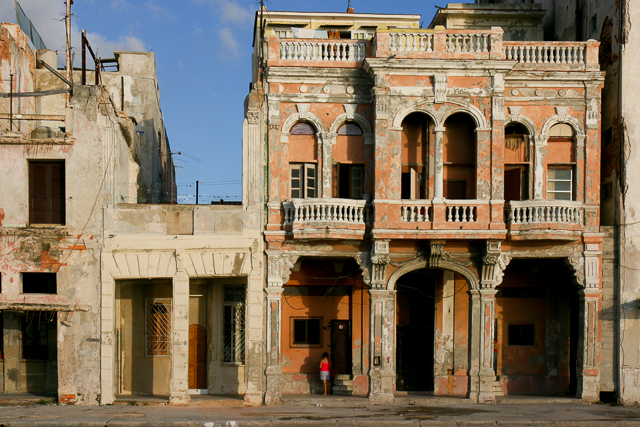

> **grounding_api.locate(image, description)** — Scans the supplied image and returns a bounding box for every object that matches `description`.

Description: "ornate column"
[568,242,602,403]
[320,132,335,198]
[264,251,298,405]
[433,127,446,201]
[368,241,394,404]
[170,267,190,405]
[475,241,511,403]
[533,135,546,199]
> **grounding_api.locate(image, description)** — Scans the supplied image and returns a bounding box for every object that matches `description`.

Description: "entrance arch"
[391,263,476,396]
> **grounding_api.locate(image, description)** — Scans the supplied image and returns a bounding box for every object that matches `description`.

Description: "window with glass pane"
[291,317,322,347]
[547,168,573,200]
[223,285,246,364]
[290,163,317,199]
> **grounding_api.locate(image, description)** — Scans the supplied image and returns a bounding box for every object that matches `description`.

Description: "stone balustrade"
[445,203,479,223]
[503,40,599,70]
[401,202,432,222]
[507,200,584,225]
[283,198,368,225]
[273,39,367,65]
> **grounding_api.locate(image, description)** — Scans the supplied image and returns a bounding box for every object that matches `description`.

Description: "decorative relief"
[555,106,570,122]
[389,241,472,270]
[323,86,331,94]
[268,99,280,128]
[296,103,310,120]
[558,89,567,97]
[246,109,260,124]
[492,97,505,121]
[535,89,543,97]
[346,86,355,94]
[267,252,300,286]
[480,253,511,289]
[368,241,390,289]
[375,93,389,119]
[299,85,308,93]
[511,89,519,96]
[344,104,357,120]
[565,253,585,287]
[508,106,522,121]
[586,98,599,129]
[492,73,505,93]
[354,252,372,286]
[434,74,448,104]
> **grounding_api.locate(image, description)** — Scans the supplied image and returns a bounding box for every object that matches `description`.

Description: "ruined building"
[249,6,604,404]
[477,0,640,406]
[0,22,176,402]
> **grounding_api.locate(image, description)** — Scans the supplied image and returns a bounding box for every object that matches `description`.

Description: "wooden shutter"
[29,162,65,225]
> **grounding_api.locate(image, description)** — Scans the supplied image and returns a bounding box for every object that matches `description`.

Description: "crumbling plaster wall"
[0,84,139,403]
[0,24,35,134]
[619,0,640,405]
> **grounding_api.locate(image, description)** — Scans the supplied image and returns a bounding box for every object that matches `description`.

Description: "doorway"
[188,324,207,390]
[331,320,351,375]
[396,270,436,391]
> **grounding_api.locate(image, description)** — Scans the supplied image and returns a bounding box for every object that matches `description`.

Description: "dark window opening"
[292,317,322,347]
[443,178,467,200]
[223,284,246,364]
[337,164,364,199]
[508,324,535,346]
[0,314,3,359]
[21,312,54,361]
[29,161,65,225]
[22,273,56,294]
[401,113,431,199]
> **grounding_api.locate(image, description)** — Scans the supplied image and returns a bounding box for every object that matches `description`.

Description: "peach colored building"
[248,5,604,404]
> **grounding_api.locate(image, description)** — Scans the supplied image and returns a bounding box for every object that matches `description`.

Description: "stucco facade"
[0,23,175,403]
[252,7,604,404]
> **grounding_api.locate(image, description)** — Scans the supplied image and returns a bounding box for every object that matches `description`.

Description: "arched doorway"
[495,259,579,396]
[395,268,471,395]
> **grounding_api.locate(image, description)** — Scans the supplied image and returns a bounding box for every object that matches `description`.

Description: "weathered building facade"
[479,0,640,406]
[251,7,604,404]
[0,23,175,403]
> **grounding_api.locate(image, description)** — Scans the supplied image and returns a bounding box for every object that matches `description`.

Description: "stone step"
[493,380,504,397]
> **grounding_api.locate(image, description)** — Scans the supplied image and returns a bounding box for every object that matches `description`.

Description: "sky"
[0,0,471,204]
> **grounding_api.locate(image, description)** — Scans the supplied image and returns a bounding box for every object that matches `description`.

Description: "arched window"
[546,123,575,201]
[289,122,318,199]
[401,113,433,199]
[334,123,365,199]
[504,123,531,201]
[443,113,476,200]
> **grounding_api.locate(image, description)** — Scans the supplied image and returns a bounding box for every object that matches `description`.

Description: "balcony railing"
[446,204,478,223]
[507,200,584,225]
[283,198,369,226]
[279,39,366,62]
[503,42,584,65]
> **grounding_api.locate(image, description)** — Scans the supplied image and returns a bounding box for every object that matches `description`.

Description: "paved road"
[1,402,640,426]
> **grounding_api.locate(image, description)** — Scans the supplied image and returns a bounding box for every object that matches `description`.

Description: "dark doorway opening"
[396,270,436,391]
[331,320,351,375]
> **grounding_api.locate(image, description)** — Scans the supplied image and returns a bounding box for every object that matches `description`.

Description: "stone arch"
[392,105,440,128]
[540,114,585,139]
[281,112,325,136]
[329,113,373,135]
[439,103,488,130]
[387,259,479,291]
[505,116,537,137]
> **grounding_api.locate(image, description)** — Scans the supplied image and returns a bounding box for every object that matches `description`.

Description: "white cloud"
[195,0,253,26]
[217,27,240,59]
[110,0,133,11]
[145,0,175,20]
[0,1,146,63]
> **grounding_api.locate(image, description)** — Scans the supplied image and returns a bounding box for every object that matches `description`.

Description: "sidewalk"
[0,397,640,426]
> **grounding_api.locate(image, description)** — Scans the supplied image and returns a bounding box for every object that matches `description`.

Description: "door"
[188,324,207,390]
[331,320,351,375]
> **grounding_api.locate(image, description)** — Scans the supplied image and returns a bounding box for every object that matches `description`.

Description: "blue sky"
[1,0,470,203]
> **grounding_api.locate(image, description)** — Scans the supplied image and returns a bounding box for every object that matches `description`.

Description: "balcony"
[506,200,586,239]
[268,38,369,68]
[266,28,599,71]
[282,198,370,239]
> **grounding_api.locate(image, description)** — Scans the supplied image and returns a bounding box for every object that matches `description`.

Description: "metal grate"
[145,298,172,357]
[223,285,246,364]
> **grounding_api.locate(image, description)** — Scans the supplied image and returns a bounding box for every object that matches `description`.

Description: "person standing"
[319,352,331,395]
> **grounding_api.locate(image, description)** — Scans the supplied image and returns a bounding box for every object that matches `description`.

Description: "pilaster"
[170,268,190,405]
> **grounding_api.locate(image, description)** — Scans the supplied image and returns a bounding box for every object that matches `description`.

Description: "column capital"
[480,240,510,289]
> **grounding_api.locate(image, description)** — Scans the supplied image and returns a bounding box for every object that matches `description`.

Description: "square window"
[22,272,56,294]
[508,324,535,346]
[290,163,317,199]
[291,317,322,347]
[21,312,55,361]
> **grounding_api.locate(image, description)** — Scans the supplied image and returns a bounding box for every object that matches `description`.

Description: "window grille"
[291,317,322,348]
[145,298,172,357]
[223,285,246,364]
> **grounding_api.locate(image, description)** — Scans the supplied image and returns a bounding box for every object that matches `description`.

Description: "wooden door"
[188,324,207,389]
[331,320,351,375]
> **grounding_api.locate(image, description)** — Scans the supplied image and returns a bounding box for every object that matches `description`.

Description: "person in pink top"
[319,352,331,395]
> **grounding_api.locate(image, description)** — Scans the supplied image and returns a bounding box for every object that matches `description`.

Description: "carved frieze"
[434,74,448,104]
